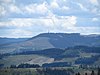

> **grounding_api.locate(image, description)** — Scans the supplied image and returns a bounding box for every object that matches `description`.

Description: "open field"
[0,55,54,67]
[0,68,37,75]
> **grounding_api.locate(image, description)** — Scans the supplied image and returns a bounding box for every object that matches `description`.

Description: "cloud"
[64,27,100,35]
[80,27,100,35]
[0,5,6,17]
[9,4,22,14]
[3,0,70,18]
[92,18,99,21]
[0,17,100,38]
[6,1,50,17]
[24,2,48,15]
[0,29,33,38]
[62,6,70,11]
[0,15,77,37]
[0,0,100,37]
[0,15,77,28]
[0,0,15,17]
[89,0,99,6]
[10,29,33,38]
[0,0,13,4]
[76,3,88,11]
[0,18,34,28]
[1,0,99,18]
[60,16,77,30]
[50,0,59,9]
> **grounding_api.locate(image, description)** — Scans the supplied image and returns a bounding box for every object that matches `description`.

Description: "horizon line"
[0,32,100,38]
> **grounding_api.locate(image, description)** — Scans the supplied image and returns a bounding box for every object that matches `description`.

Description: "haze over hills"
[0,33,100,54]
[0,38,28,46]
[0,33,100,67]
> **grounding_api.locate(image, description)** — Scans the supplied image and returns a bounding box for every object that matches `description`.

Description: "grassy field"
[0,53,99,67]
[0,68,37,75]
[0,54,54,67]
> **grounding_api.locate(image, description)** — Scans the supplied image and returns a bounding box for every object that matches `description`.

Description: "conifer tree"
[91,70,94,75]
[97,68,100,75]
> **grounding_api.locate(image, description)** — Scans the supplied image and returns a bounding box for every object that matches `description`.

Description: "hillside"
[0,33,100,54]
[0,46,100,67]
[12,46,100,66]
[0,54,54,67]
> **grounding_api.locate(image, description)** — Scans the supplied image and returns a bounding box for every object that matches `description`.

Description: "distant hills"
[0,33,100,67]
[1,46,100,67]
[15,46,100,60]
[0,33,100,54]
[0,38,28,46]
[31,33,100,48]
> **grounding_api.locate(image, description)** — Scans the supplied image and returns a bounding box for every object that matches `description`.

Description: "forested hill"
[0,33,100,54]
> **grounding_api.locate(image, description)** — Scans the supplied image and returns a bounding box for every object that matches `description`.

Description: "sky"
[0,0,100,38]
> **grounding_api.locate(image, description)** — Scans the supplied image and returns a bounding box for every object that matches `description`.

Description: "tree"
[85,73,87,75]
[10,65,16,68]
[77,72,81,75]
[97,68,100,75]
[75,73,78,75]
[91,70,94,75]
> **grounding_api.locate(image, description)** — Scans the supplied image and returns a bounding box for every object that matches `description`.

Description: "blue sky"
[0,0,100,38]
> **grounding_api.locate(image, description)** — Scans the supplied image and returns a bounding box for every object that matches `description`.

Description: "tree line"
[10,63,40,68]
[75,68,100,75]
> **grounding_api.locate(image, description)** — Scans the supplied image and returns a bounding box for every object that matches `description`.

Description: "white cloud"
[60,16,77,30]
[65,27,100,35]
[24,2,48,15]
[0,15,77,33]
[80,27,100,35]
[92,18,99,21]
[0,15,77,28]
[10,29,33,38]
[63,0,66,2]
[0,0,15,17]
[0,0,49,17]
[0,0,100,18]
[76,3,88,11]
[50,0,70,12]
[0,0,100,38]
[9,4,22,14]
[0,17,100,38]
[0,18,33,27]
[0,0,13,4]
[0,5,6,17]
[62,6,70,11]
[50,0,59,9]
[24,4,35,14]
[91,8,98,14]
[89,0,99,6]
[0,29,33,38]
[35,2,48,15]
[37,16,77,29]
